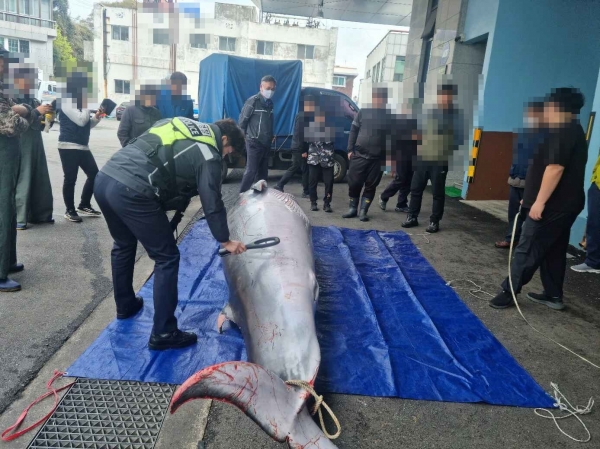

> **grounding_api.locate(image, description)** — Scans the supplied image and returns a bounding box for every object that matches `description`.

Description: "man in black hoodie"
[343,86,394,222]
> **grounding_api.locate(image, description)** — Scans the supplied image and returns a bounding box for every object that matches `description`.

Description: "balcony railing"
[0,11,55,29]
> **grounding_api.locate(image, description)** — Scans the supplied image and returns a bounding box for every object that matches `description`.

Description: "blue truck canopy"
[198,54,302,138]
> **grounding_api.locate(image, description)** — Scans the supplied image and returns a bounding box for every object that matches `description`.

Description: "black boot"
[402,215,419,228]
[311,202,319,211]
[359,197,372,222]
[342,197,359,218]
[323,202,332,213]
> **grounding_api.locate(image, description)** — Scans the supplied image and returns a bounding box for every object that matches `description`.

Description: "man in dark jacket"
[343,86,393,222]
[495,101,546,249]
[238,75,276,193]
[117,84,161,147]
[0,51,35,292]
[274,96,314,196]
[94,117,247,350]
[490,88,588,311]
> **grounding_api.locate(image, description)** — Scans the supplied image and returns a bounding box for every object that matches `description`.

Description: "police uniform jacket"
[101,118,230,243]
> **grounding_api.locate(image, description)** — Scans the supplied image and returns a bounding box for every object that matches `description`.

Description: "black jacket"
[101,121,230,243]
[238,93,274,149]
[290,112,309,154]
[347,108,394,160]
[117,104,161,147]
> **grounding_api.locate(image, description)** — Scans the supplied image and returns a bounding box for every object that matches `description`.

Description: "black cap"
[546,87,585,114]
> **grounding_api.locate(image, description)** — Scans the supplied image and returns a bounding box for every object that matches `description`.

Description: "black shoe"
[148,329,198,351]
[30,217,55,225]
[77,206,102,217]
[489,290,514,309]
[116,295,144,319]
[359,197,372,222]
[323,203,332,213]
[273,185,283,192]
[426,222,440,233]
[527,292,565,310]
[378,195,387,211]
[401,216,419,228]
[342,198,359,218]
[311,202,319,211]
[395,206,410,213]
[65,209,82,223]
[301,191,309,199]
[8,263,24,274]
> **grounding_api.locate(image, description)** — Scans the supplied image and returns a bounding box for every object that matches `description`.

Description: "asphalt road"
[1,119,598,448]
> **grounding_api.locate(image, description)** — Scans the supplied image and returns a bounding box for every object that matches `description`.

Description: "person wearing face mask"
[494,101,547,249]
[12,65,54,231]
[95,117,247,350]
[117,84,162,147]
[0,51,35,292]
[238,75,276,193]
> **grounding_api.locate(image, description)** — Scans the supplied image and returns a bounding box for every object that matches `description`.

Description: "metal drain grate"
[28,379,176,449]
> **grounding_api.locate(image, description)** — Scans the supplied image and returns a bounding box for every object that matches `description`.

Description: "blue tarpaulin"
[67,221,554,408]
[197,54,302,137]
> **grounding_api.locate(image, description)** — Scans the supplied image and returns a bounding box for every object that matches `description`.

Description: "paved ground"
[0,119,598,448]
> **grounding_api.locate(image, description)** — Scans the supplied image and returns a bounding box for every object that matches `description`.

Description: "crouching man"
[94,117,247,350]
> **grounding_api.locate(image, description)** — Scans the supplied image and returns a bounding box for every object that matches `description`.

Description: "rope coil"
[285,380,342,440]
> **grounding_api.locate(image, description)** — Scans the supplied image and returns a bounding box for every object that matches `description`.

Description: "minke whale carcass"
[170,180,340,449]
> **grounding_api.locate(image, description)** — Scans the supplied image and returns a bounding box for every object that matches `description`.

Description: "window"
[40,0,50,20]
[297,44,314,60]
[19,0,31,16]
[374,62,381,83]
[8,38,18,53]
[393,56,405,82]
[115,79,131,94]
[153,29,170,46]
[6,0,17,13]
[219,36,236,52]
[257,40,273,56]
[190,34,209,49]
[332,76,346,87]
[419,37,433,97]
[112,25,129,41]
[380,57,386,82]
[366,69,370,79]
[19,39,29,56]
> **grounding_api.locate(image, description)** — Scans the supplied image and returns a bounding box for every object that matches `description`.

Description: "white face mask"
[262,89,274,100]
[524,117,538,128]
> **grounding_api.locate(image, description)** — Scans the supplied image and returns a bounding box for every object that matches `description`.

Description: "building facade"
[90,2,338,105]
[332,66,358,98]
[404,0,600,247]
[358,30,408,108]
[0,0,56,78]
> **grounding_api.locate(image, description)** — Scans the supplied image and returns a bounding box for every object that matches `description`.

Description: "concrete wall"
[91,4,337,105]
[1,20,56,77]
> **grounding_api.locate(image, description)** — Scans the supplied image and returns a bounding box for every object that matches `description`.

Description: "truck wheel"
[333,153,348,183]
[221,160,229,183]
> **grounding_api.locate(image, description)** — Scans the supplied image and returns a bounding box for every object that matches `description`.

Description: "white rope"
[534,383,594,443]
[446,279,495,301]
[406,232,431,244]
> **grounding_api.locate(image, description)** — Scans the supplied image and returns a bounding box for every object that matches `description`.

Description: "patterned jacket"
[307,141,335,168]
[0,96,33,137]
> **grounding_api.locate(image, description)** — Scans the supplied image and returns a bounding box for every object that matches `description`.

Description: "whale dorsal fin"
[251,180,268,192]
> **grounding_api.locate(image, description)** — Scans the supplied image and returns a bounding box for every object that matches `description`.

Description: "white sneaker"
[571,263,600,274]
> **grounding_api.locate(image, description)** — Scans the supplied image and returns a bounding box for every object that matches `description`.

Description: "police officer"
[94,117,247,350]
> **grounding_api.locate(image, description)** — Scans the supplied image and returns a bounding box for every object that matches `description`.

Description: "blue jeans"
[504,186,525,243]
[94,172,180,334]
[585,183,600,269]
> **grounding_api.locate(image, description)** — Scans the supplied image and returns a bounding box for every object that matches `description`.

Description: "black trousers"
[380,158,414,208]
[278,152,309,193]
[240,140,270,193]
[58,148,99,211]
[504,186,525,243]
[347,156,383,201]
[308,164,333,204]
[94,172,180,335]
[501,209,578,299]
[408,166,448,223]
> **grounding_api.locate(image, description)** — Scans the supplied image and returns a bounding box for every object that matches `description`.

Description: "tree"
[71,16,94,62]
[53,26,76,73]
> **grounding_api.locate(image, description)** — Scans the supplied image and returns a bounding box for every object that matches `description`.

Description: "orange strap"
[1,370,76,442]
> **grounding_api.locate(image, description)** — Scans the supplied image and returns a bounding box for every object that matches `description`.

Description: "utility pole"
[102,8,108,98]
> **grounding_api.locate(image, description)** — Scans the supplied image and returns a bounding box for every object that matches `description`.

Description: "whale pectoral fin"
[217,304,234,334]
[170,362,339,448]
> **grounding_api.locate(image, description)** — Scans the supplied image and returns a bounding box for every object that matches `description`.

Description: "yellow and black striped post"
[467,128,482,183]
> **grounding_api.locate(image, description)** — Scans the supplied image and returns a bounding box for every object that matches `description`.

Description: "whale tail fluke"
[170,361,339,449]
